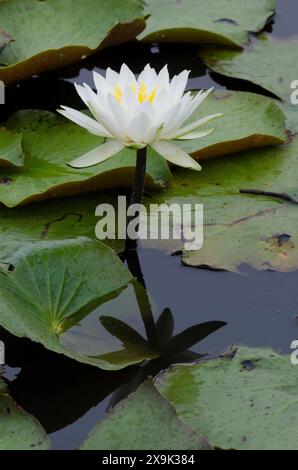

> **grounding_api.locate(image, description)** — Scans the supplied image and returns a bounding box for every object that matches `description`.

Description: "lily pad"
[80,380,211,450]
[200,35,298,104]
[0,28,12,52]
[139,0,275,47]
[0,127,23,167]
[0,368,50,449]
[0,192,123,260]
[145,135,298,272]
[0,238,160,370]
[156,346,298,450]
[0,0,145,83]
[0,110,171,207]
[178,91,286,160]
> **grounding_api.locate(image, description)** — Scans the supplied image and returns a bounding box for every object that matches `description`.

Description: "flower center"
[113,80,157,104]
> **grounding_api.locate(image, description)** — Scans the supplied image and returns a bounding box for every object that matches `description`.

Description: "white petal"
[177,128,214,140]
[93,71,111,96]
[119,63,136,89]
[69,140,124,168]
[164,113,223,140]
[151,141,201,171]
[127,113,150,144]
[138,64,157,87]
[170,70,190,101]
[105,67,119,87]
[157,65,170,88]
[57,106,112,138]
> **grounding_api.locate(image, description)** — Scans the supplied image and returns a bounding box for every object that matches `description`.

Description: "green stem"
[125,147,147,252]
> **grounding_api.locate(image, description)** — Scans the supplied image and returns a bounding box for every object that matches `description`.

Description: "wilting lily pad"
[0,110,171,207]
[80,380,211,450]
[0,0,145,84]
[0,127,24,167]
[200,35,298,103]
[145,135,298,272]
[0,238,160,370]
[0,368,50,449]
[139,0,275,47]
[179,91,286,160]
[156,346,298,450]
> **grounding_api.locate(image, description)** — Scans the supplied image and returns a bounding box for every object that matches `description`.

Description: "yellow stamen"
[138,80,147,103]
[114,81,122,102]
[148,85,157,103]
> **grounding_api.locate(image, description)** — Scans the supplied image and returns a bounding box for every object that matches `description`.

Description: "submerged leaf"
[80,380,211,450]
[139,0,275,47]
[0,0,145,84]
[0,368,50,450]
[156,346,298,450]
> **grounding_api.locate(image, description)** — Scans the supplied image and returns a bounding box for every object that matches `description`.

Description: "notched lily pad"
[139,0,276,47]
[0,28,13,52]
[0,0,145,84]
[156,346,298,450]
[0,127,24,167]
[0,368,50,450]
[0,110,171,207]
[80,380,211,450]
[147,135,298,272]
[0,238,160,370]
[200,35,298,104]
[179,91,286,160]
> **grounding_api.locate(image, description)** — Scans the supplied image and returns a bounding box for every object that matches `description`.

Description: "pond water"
[0,0,297,450]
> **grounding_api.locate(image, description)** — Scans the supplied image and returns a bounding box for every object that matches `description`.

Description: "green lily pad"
[80,380,211,450]
[178,91,286,160]
[145,135,298,272]
[0,368,50,449]
[0,28,12,51]
[156,346,298,450]
[139,0,275,47]
[0,127,24,167]
[0,192,121,260]
[0,110,171,207]
[0,190,129,259]
[0,0,145,83]
[0,238,159,370]
[200,35,298,104]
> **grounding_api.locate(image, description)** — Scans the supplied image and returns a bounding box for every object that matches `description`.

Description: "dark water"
[1,0,298,450]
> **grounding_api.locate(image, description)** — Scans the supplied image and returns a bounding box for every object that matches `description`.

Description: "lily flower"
[57,64,222,171]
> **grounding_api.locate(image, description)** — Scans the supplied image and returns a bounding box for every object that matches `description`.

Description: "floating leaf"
[0,127,23,167]
[0,192,123,260]
[0,110,171,207]
[0,28,12,52]
[156,346,298,450]
[0,238,160,370]
[145,135,298,272]
[80,380,211,450]
[178,91,286,160]
[139,0,275,47]
[0,0,145,84]
[0,368,50,450]
[200,35,298,104]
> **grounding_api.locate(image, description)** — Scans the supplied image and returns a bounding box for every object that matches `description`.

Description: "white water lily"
[58,64,223,171]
